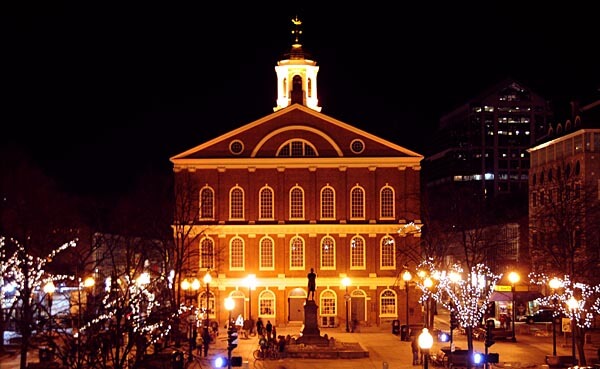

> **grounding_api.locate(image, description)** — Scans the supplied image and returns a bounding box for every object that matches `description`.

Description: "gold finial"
[291,15,302,44]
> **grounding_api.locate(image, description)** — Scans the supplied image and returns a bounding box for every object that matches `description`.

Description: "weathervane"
[291,16,302,44]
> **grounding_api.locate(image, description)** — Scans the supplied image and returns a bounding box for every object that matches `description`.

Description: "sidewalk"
[3,321,599,369]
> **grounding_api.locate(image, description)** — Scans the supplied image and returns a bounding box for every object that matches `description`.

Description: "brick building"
[170,18,423,330]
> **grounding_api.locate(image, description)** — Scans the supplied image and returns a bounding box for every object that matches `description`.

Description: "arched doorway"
[350,289,367,323]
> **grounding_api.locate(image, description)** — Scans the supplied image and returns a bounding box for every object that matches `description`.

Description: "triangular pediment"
[171,104,423,166]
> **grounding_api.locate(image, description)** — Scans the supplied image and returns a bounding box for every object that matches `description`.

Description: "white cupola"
[273,16,321,112]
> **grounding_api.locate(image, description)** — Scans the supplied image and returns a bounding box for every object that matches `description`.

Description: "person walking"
[202,327,212,357]
[256,317,264,336]
[411,334,420,365]
[266,320,273,341]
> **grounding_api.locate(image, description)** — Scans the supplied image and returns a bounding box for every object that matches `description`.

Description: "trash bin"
[392,320,400,335]
[171,351,184,369]
[400,325,409,341]
[39,346,55,362]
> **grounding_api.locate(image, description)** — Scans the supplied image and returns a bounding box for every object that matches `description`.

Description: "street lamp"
[76,276,95,368]
[342,277,351,332]
[549,278,562,356]
[181,277,201,306]
[203,272,212,329]
[225,298,235,369]
[418,328,434,369]
[43,281,56,335]
[423,277,433,329]
[508,271,520,342]
[403,270,412,332]
[567,296,579,366]
[181,277,200,362]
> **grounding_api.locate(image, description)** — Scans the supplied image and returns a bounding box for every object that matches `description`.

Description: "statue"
[307,268,316,300]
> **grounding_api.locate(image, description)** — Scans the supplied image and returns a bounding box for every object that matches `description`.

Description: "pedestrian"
[202,327,211,357]
[411,334,420,365]
[256,317,264,336]
[266,320,273,341]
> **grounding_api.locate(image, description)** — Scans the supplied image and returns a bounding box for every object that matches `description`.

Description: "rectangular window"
[320,297,336,315]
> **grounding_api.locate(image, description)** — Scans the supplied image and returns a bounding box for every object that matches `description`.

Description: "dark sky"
[3,2,599,197]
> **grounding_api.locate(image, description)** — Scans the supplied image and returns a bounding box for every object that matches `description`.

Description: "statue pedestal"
[297,299,329,346]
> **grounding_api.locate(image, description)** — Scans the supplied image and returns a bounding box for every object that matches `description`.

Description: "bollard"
[383,361,389,369]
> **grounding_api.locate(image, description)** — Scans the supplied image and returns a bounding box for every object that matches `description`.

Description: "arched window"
[230,237,244,270]
[199,289,215,319]
[319,289,336,316]
[320,185,335,219]
[350,185,365,219]
[290,236,305,270]
[200,237,214,269]
[199,186,214,220]
[259,186,274,220]
[350,235,366,270]
[259,236,275,270]
[289,185,305,220]
[229,185,244,220]
[276,139,318,157]
[258,290,276,317]
[307,78,312,98]
[380,185,395,219]
[380,289,397,317]
[320,236,336,270]
[380,235,395,270]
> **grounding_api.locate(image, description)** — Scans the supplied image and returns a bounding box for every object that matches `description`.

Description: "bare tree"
[529,161,600,284]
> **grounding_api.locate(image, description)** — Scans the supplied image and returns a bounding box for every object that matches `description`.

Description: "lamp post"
[403,270,412,331]
[77,276,95,368]
[43,281,56,337]
[567,296,579,366]
[508,271,520,342]
[418,328,434,369]
[423,277,433,329]
[342,277,351,332]
[448,271,461,348]
[225,298,235,369]
[549,278,562,356]
[203,272,212,329]
[181,277,201,306]
[181,277,200,362]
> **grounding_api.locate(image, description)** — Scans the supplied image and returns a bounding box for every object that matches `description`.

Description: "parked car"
[525,309,559,324]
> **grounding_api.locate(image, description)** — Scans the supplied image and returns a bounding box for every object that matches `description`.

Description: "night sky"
[3,2,599,198]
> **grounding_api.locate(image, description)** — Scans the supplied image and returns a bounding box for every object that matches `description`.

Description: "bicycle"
[181,350,205,369]
[252,341,280,360]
